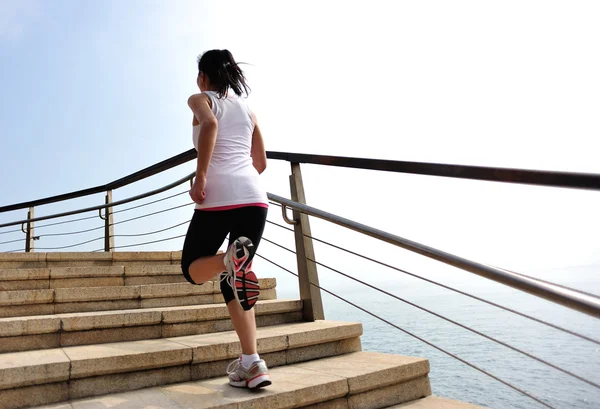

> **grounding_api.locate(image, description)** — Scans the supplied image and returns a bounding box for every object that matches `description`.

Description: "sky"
[1,0,599,291]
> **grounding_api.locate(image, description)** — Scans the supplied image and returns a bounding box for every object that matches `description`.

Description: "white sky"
[1,0,599,283]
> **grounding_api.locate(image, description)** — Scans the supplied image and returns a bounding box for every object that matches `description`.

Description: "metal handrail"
[269,193,600,318]
[0,173,194,229]
[3,150,600,214]
[0,150,196,213]
[1,150,598,318]
[267,152,600,190]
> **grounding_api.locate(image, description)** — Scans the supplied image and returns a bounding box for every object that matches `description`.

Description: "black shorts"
[181,206,268,304]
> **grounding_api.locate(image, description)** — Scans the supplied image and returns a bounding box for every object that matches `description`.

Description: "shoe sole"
[229,377,271,389]
[224,237,254,305]
[236,269,260,311]
[248,374,271,389]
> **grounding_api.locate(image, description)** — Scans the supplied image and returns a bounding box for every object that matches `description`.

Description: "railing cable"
[33,214,99,231]
[110,202,192,227]
[266,219,600,345]
[255,252,557,409]
[112,190,189,215]
[0,237,24,246]
[36,225,104,238]
[261,236,600,390]
[0,227,23,236]
[35,236,104,250]
[111,234,186,250]
[111,220,190,238]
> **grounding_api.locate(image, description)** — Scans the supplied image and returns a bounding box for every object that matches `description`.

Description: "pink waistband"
[198,203,269,212]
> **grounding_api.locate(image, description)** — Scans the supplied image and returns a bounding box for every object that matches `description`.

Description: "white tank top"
[192,91,268,210]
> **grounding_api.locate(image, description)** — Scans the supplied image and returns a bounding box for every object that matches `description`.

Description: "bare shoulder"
[188,93,209,107]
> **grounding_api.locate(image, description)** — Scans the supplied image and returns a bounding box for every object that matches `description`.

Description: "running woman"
[181,49,271,389]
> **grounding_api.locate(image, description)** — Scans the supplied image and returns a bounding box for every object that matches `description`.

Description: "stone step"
[27,351,431,409]
[0,279,277,318]
[0,251,182,269]
[0,321,365,409]
[0,299,302,353]
[387,396,486,408]
[0,265,199,291]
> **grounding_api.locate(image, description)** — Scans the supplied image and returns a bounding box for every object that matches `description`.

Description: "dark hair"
[197,49,250,98]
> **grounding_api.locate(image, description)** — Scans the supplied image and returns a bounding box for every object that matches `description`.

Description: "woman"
[181,49,270,389]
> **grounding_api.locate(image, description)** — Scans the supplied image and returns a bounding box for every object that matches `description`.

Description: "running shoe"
[227,357,271,389]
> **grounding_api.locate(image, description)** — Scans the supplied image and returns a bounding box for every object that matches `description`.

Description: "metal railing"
[1,150,599,409]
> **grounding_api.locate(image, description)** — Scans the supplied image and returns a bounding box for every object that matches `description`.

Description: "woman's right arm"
[250,112,267,174]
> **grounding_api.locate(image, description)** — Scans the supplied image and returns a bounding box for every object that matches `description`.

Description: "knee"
[181,259,204,286]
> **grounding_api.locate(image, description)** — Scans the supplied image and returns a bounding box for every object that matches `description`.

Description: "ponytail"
[197,49,250,98]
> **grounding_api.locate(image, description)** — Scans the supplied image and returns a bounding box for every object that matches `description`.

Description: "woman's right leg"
[226,298,257,355]
[224,206,271,388]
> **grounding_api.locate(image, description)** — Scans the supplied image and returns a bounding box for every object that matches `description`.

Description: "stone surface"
[258,277,277,289]
[112,252,172,262]
[235,365,348,409]
[213,288,276,304]
[255,299,302,314]
[0,315,60,337]
[390,396,487,409]
[55,299,139,314]
[19,402,73,409]
[170,250,183,262]
[191,351,287,381]
[0,268,49,281]
[0,333,60,353]
[25,351,438,409]
[60,309,162,331]
[46,252,112,262]
[140,281,213,298]
[112,251,171,266]
[162,320,222,339]
[0,304,55,318]
[0,348,70,390]
[60,325,162,347]
[54,285,140,303]
[161,303,230,324]
[174,326,289,364]
[69,387,181,409]
[0,280,49,291]
[348,376,431,409]
[275,320,363,348]
[0,262,46,269]
[46,253,112,267]
[140,294,214,309]
[50,277,124,289]
[125,276,186,285]
[286,337,362,364]
[69,365,191,400]
[0,382,69,409]
[297,351,429,394]
[0,253,46,269]
[306,399,350,409]
[64,338,192,378]
[124,264,182,276]
[255,311,303,328]
[162,311,303,339]
[161,299,301,325]
[50,266,123,279]
[0,289,54,306]
[162,365,349,409]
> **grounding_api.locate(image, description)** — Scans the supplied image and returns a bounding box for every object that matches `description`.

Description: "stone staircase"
[0,252,484,409]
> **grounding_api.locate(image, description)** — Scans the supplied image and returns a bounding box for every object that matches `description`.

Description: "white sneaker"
[222,236,254,306]
[227,357,271,389]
